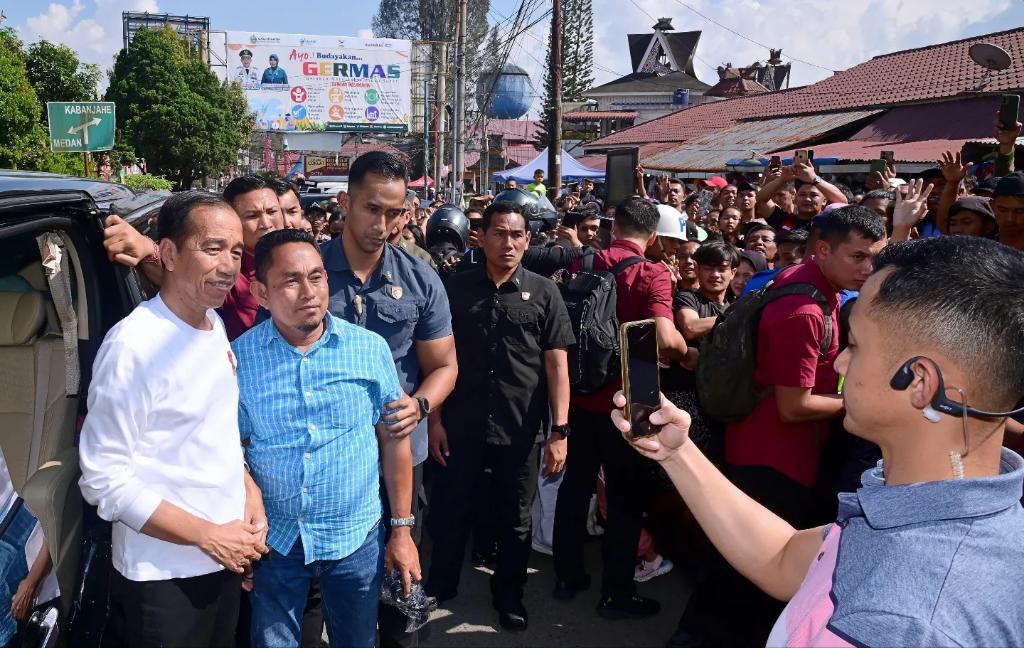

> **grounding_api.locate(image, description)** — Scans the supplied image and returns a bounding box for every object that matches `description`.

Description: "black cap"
[949,196,995,221]
[919,167,944,181]
[239,49,253,57]
[740,250,768,273]
[975,176,1001,195]
[993,172,1024,198]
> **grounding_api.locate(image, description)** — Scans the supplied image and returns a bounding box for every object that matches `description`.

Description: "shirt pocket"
[500,306,542,348]
[373,299,420,346]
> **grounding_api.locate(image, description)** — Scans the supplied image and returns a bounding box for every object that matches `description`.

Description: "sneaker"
[597,594,661,619]
[552,574,592,600]
[586,495,605,536]
[634,555,674,582]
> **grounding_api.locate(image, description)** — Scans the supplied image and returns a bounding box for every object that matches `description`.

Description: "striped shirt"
[233,312,402,564]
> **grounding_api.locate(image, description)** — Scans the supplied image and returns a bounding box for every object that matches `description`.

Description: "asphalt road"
[415,538,691,648]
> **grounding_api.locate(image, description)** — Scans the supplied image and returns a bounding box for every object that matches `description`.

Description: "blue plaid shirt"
[233,312,402,564]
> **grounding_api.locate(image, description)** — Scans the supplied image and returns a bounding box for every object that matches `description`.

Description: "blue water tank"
[673,89,690,107]
[476,64,535,119]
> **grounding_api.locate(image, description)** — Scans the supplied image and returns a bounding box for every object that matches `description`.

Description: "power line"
[666,0,836,73]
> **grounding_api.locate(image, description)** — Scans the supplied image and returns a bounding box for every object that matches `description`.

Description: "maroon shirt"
[569,240,674,414]
[218,251,260,341]
[725,259,841,487]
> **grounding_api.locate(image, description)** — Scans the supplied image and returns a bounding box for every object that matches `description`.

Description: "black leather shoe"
[496,601,528,630]
[552,574,592,600]
[597,594,661,619]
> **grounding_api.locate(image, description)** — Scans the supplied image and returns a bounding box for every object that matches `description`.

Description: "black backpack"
[558,254,646,394]
[696,280,833,423]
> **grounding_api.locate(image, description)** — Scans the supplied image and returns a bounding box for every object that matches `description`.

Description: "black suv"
[0,170,164,648]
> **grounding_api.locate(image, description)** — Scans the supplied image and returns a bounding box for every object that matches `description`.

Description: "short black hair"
[223,175,271,206]
[818,205,886,247]
[465,206,484,219]
[745,223,776,239]
[668,177,685,187]
[348,151,408,197]
[736,182,757,194]
[614,198,660,237]
[304,204,327,219]
[482,201,528,232]
[268,178,299,200]
[870,237,1024,409]
[863,189,894,202]
[254,228,319,283]
[158,190,232,247]
[692,240,741,268]
[406,223,426,248]
[778,228,809,246]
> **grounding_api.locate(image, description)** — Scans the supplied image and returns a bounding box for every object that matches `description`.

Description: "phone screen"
[1000,94,1020,129]
[623,321,662,438]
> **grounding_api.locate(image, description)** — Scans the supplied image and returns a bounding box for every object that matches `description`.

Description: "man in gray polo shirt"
[616,235,1024,647]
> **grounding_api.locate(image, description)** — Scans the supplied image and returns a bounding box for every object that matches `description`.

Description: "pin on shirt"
[521,292,531,301]
[390,285,403,300]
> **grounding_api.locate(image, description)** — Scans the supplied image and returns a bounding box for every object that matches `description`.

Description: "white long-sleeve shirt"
[78,294,246,581]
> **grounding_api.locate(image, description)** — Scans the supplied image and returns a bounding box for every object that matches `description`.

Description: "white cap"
[655,204,688,241]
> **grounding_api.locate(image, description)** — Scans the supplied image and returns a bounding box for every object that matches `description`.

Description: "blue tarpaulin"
[493,147,605,183]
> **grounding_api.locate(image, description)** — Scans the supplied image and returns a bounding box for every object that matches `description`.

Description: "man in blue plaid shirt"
[232,229,418,648]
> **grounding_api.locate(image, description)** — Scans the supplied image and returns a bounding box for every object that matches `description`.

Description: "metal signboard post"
[46,102,117,176]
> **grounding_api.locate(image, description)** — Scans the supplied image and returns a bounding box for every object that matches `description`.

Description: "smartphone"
[620,319,662,439]
[605,147,640,209]
[793,149,812,166]
[869,158,888,174]
[881,150,895,166]
[768,155,782,172]
[999,94,1020,129]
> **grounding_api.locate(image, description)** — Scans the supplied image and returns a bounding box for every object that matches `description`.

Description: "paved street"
[417,538,690,648]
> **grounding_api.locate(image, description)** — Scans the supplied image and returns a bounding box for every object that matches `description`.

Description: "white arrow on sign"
[69,117,102,149]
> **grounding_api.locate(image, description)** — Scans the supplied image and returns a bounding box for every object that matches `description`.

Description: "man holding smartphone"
[426,201,574,631]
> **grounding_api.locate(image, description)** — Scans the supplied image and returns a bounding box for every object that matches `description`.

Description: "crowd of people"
[3,124,1024,648]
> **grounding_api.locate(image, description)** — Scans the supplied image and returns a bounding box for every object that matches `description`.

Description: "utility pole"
[453,0,468,205]
[434,42,447,200]
[547,0,562,199]
[423,78,431,200]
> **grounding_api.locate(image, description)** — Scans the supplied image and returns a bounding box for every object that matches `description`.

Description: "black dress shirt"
[443,264,575,446]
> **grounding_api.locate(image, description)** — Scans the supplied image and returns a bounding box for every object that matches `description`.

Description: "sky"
[8,0,1024,114]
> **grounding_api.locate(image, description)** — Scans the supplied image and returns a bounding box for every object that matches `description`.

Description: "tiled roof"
[586,27,1024,149]
[468,119,541,143]
[576,154,606,170]
[505,143,540,166]
[564,111,638,121]
[704,76,770,98]
[588,70,710,95]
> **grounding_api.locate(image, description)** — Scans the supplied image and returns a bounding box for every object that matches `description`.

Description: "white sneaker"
[586,495,605,536]
[634,555,674,582]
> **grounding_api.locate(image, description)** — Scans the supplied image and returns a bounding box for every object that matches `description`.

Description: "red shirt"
[218,251,260,341]
[725,259,841,487]
[569,239,674,413]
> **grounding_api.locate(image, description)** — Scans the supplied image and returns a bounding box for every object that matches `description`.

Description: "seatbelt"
[35,234,79,397]
[28,342,51,472]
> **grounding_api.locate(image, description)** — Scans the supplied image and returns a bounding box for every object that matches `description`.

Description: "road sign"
[46,102,116,153]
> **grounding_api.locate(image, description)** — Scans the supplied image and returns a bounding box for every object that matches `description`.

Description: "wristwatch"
[550,423,571,438]
[390,515,416,528]
[415,395,431,421]
[812,176,823,185]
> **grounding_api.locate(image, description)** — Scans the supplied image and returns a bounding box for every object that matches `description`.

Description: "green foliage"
[0,28,50,169]
[25,39,100,122]
[536,0,595,150]
[122,173,173,191]
[106,27,254,190]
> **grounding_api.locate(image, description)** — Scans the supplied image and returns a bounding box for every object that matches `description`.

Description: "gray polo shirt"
[768,448,1024,647]
[321,239,452,465]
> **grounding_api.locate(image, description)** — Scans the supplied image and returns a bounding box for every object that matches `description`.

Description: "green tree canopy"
[536,0,595,149]
[25,39,101,121]
[0,28,49,169]
[106,27,253,189]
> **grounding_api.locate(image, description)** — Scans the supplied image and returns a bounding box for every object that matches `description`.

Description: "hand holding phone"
[620,320,663,439]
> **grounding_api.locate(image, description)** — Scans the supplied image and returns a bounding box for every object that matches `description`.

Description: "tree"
[371,0,420,40]
[536,0,595,149]
[25,40,101,121]
[105,27,254,189]
[0,28,50,169]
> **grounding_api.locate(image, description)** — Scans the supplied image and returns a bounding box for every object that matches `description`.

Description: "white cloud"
[20,0,162,77]
[357,28,375,38]
[589,0,1015,87]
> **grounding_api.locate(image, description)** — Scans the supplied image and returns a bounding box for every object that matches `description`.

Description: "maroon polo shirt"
[217,251,260,341]
[725,258,841,487]
[569,239,674,414]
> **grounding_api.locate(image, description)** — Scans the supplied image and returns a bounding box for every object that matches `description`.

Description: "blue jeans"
[1,504,37,646]
[251,523,384,648]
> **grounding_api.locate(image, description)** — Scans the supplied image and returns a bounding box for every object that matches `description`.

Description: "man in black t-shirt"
[673,241,740,343]
[756,163,849,231]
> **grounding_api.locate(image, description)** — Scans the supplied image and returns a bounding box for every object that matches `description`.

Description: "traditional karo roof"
[586,27,1024,150]
[704,76,770,98]
[588,70,710,95]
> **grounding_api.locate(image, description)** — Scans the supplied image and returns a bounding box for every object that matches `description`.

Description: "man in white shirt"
[79,191,268,648]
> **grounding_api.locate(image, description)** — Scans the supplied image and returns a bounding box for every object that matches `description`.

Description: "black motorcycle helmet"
[425,204,470,252]
[492,188,558,234]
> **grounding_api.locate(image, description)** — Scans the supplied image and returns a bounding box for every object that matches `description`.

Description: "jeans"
[1,503,37,646]
[251,523,385,648]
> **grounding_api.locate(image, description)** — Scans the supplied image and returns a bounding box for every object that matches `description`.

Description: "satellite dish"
[969,43,1012,72]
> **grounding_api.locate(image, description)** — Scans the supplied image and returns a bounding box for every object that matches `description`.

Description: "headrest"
[0,291,45,346]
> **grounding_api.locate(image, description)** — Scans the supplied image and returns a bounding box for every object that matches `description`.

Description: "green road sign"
[46,102,116,153]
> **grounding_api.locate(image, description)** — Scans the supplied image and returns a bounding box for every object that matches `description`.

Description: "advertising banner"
[305,155,350,176]
[225,31,411,134]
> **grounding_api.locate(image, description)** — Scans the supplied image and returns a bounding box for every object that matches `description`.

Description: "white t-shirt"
[78,294,246,581]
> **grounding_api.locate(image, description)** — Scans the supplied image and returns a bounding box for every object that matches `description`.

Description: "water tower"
[476,63,534,119]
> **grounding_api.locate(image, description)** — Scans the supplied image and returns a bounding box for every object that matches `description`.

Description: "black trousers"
[675,464,815,647]
[427,438,539,606]
[553,405,653,599]
[109,568,240,648]
[378,461,426,648]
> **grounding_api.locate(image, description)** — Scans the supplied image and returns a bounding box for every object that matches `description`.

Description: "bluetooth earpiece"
[890,356,1024,419]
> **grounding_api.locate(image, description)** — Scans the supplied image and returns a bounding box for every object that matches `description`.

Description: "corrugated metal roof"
[643,110,881,172]
[564,111,638,120]
[774,139,969,164]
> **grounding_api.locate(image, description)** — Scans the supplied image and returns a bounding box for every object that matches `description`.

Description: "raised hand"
[938,150,970,184]
[891,178,933,232]
[610,391,692,463]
